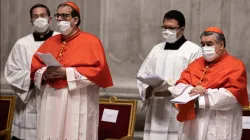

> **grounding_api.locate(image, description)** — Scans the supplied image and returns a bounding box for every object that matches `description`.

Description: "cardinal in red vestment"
[30,2,113,140]
[169,26,249,140]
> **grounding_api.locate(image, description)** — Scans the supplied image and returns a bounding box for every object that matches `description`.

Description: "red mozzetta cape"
[176,52,249,122]
[30,31,113,89]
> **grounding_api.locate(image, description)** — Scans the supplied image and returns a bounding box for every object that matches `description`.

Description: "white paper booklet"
[36,52,61,67]
[170,93,199,104]
[135,75,164,87]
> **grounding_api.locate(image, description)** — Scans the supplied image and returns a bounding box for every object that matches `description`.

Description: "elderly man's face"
[200,35,223,54]
[56,6,73,21]
[162,19,184,38]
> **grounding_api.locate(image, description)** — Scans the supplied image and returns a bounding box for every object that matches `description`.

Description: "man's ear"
[181,27,185,32]
[179,27,185,36]
[30,20,34,26]
[220,41,225,49]
[48,16,52,24]
[73,17,79,25]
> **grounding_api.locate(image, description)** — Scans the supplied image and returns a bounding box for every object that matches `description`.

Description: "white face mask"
[57,19,74,35]
[33,17,49,33]
[202,46,218,62]
[162,29,178,43]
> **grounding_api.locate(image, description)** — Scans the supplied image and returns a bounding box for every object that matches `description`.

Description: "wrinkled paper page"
[36,52,61,67]
[170,93,199,104]
[136,75,164,87]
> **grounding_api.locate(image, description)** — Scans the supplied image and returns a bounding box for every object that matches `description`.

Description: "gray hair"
[200,31,226,48]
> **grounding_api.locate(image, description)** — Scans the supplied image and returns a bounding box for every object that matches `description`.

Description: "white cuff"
[34,67,47,89]
[199,96,206,109]
[66,67,92,91]
[66,67,77,90]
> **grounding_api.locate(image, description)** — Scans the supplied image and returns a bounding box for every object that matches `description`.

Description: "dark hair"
[163,10,185,27]
[57,4,81,26]
[200,32,226,48]
[30,4,51,18]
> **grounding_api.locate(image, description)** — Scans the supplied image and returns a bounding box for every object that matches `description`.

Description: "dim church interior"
[1,0,250,139]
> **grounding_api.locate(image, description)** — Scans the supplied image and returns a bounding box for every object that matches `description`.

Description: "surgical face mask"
[33,17,49,33]
[202,46,218,62]
[162,29,178,43]
[57,19,74,35]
